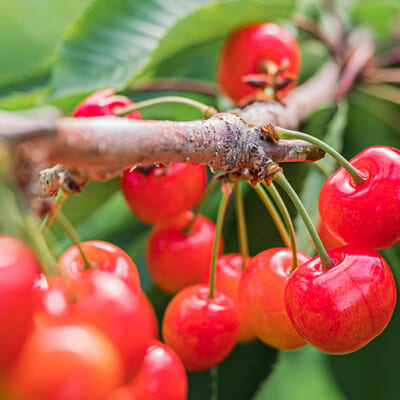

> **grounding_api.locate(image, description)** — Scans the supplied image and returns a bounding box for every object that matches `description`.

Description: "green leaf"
[50,0,296,102]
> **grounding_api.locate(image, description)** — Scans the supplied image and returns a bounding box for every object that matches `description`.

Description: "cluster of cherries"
[1,22,399,400]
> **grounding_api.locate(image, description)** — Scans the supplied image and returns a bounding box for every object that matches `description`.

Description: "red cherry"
[121,163,207,225]
[285,245,397,354]
[107,386,133,400]
[128,340,188,400]
[58,240,141,288]
[72,88,141,119]
[201,254,256,342]
[218,23,301,103]
[162,284,240,371]
[238,248,309,350]
[8,324,124,400]
[0,235,40,371]
[319,146,400,249]
[316,218,345,250]
[34,271,158,377]
[146,212,222,294]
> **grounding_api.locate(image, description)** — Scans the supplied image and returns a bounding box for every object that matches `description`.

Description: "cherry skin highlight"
[201,253,256,342]
[58,240,140,288]
[218,23,301,103]
[121,163,207,225]
[285,245,397,354]
[319,146,400,249]
[238,248,309,350]
[146,212,222,294]
[162,284,240,371]
[0,235,40,371]
[128,340,188,400]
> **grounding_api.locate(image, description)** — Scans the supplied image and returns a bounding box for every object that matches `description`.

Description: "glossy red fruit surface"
[317,218,345,250]
[285,245,397,354]
[218,23,301,103]
[238,248,309,350]
[201,254,256,342]
[72,88,141,119]
[162,284,240,371]
[129,340,188,400]
[58,240,140,288]
[121,163,207,225]
[319,146,400,249]
[9,324,124,400]
[146,212,221,294]
[34,271,157,377]
[0,236,40,371]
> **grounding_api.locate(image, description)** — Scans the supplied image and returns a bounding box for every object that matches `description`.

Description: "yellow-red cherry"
[238,248,309,350]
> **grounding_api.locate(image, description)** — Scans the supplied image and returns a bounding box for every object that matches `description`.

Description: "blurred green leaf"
[50,0,296,102]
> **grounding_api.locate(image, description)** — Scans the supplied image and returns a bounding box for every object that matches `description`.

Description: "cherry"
[318,146,400,249]
[8,324,124,400]
[0,235,40,371]
[285,245,397,354]
[162,284,240,371]
[146,212,222,294]
[58,240,141,288]
[121,163,207,225]
[317,218,345,250]
[238,248,309,350]
[34,271,158,377]
[128,340,188,400]
[72,88,141,119]
[201,254,256,342]
[217,23,301,104]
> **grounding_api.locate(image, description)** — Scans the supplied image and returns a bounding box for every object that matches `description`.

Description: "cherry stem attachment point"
[274,171,334,270]
[115,96,218,119]
[235,181,249,270]
[277,127,366,185]
[262,181,298,271]
[40,189,69,235]
[54,212,92,271]
[253,183,291,248]
[209,190,230,299]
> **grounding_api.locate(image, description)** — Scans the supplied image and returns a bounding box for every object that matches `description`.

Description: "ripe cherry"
[72,88,141,119]
[319,146,400,249]
[316,218,345,250]
[128,340,188,400]
[162,284,240,371]
[146,212,222,294]
[238,248,309,350]
[8,324,124,400]
[201,254,256,342]
[285,245,397,354]
[58,240,141,288]
[34,271,158,377]
[121,163,207,225]
[0,235,40,371]
[218,23,301,104]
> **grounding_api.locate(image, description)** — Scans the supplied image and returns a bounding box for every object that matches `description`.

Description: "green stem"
[253,184,291,248]
[274,171,333,269]
[115,96,217,118]
[209,191,230,299]
[40,190,69,235]
[277,127,366,184]
[54,212,92,270]
[210,366,218,400]
[183,178,219,235]
[262,181,298,271]
[235,182,249,270]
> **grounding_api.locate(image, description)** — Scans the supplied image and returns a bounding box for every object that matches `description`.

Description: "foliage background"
[0,0,399,399]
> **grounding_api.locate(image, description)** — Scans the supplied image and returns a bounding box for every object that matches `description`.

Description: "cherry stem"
[208,190,230,300]
[253,183,291,248]
[182,178,219,236]
[277,127,366,184]
[274,171,334,269]
[54,212,92,270]
[40,189,69,235]
[210,366,218,400]
[235,181,249,270]
[262,181,298,271]
[114,96,218,118]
